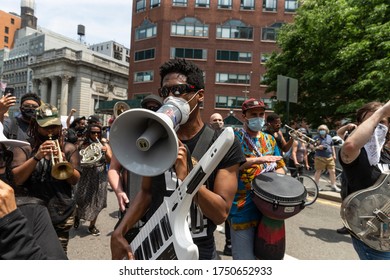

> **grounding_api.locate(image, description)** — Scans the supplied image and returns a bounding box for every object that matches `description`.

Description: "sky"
[1,0,133,47]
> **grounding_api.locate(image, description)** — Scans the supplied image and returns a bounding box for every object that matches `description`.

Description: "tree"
[263,0,390,127]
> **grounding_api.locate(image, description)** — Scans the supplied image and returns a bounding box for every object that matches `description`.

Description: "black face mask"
[20,108,36,120]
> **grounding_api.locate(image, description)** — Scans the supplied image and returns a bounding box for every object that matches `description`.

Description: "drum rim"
[251,188,306,206]
[251,172,307,204]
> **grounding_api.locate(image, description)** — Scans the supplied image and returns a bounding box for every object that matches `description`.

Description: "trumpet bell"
[51,161,74,180]
[113,101,130,118]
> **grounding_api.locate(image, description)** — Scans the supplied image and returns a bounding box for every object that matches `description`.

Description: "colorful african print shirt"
[228,128,285,230]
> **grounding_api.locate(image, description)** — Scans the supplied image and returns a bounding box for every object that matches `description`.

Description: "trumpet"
[49,135,74,180]
[284,125,319,146]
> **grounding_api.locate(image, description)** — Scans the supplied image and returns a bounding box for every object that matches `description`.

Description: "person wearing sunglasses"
[10,103,81,255]
[74,124,112,236]
[111,58,245,260]
[0,121,67,259]
[0,92,41,142]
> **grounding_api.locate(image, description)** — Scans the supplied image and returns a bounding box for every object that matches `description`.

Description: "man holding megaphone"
[110,59,245,260]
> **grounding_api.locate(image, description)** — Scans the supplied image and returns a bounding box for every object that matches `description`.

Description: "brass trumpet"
[284,125,318,146]
[49,135,74,180]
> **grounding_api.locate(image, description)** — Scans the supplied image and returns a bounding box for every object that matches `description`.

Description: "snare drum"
[251,172,308,220]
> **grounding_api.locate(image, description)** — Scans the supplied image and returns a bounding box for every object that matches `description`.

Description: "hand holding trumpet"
[35,140,59,160]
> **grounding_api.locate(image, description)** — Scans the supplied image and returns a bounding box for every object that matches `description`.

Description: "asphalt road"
[67,175,351,260]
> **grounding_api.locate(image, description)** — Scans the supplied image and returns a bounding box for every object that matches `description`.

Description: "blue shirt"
[314,134,333,158]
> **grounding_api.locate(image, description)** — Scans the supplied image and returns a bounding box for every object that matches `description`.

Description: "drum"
[251,172,308,220]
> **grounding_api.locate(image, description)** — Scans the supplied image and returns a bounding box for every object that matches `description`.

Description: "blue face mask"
[319,130,326,136]
[248,117,265,132]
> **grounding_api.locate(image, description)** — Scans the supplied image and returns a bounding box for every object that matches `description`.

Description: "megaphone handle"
[136,122,166,152]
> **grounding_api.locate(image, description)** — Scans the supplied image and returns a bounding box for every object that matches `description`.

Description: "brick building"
[128,0,297,122]
[0,10,21,49]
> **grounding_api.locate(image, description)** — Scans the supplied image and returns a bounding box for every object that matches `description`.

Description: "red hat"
[241,98,267,112]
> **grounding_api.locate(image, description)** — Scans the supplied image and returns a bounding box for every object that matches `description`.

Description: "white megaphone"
[109,97,190,177]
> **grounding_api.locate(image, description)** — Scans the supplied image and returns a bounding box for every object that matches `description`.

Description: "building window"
[262,98,274,109]
[171,48,207,60]
[135,20,157,41]
[150,0,161,8]
[195,0,209,8]
[216,73,251,84]
[217,20,253,40]
[241,0,255,10]
[134,71,154,82]
[285,0,298,12]
[260,53,271,64]
[171,17,208,37]
[4,36,9,44]
[215,95,246,109]
[218,0,232,9]
[263,0,277,12]
[172,0,187,6]
[261,22,283,41]
[135,48,155,61]
[216,50,252,62]
[5,27,9,34]
[136,0,146,13]
[11,18,14,24]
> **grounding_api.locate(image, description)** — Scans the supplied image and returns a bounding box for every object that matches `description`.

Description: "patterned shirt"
[228,128,285,230]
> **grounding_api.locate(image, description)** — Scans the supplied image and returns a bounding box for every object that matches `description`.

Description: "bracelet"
[33,155,40,162]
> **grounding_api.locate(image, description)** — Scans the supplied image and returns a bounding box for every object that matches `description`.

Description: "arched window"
[171,17,208,37]
[135,19,157,41]
[217,20,253,40]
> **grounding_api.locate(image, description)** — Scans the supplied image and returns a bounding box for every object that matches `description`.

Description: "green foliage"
[263,0,390,128]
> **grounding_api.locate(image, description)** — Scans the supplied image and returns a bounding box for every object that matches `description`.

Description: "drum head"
[251,172,306,204]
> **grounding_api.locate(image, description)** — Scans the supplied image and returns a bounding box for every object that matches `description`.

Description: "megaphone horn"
[110,98,190,177]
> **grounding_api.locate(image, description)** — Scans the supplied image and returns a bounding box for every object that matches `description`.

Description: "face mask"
[319,130,326,136]
[364,123,388,166]
[162,92,199,126]
[247,117,265,132]
[211,122,223,130]
[20,108,36,120]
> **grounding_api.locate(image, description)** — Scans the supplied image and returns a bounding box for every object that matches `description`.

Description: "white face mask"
[161,92,199,126]
[364,123,388,166]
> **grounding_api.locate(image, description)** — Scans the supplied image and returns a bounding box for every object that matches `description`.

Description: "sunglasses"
[90,131,101,135]
[146,105,160,112]
[158,84,198,98]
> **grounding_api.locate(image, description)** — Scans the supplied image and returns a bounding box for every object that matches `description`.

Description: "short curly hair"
[159,58,204,90]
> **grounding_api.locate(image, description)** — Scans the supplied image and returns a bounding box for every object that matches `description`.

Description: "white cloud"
[2,0,132,47]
